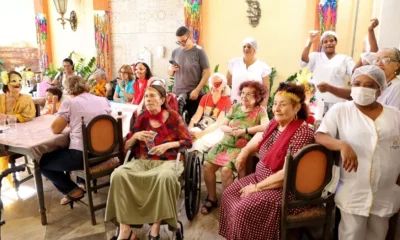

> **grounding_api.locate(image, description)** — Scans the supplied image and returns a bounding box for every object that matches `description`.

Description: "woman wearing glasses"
[187,73,232,153]
[113,65,134,103]
[227,37,271,105]
[201,80,268,215]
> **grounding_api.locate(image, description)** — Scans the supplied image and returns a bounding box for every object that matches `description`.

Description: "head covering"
[208,72,231,96]
[360,52,377,65]
[352,65,387,91]
[320,31,338,43]
[242,37,258,52]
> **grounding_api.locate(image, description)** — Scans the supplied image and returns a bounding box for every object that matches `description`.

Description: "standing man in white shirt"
[168,26,210,120]
[316,65,400,240]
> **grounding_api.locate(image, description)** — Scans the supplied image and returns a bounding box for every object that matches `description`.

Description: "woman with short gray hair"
[89,69,109,97]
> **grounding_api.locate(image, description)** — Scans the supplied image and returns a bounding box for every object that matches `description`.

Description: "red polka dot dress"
[219,124,314,240]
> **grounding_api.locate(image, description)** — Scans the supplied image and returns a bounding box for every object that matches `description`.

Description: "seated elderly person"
[105,85,192,240]
[129,77,178,130]
[316,65,400,240]
[0,70,36,185]
[39,76,111,205]
[89,69,111,97]
[219,82,314,240]
[41,87,63,115]
[202,80,268,215]
[187,72,231,153]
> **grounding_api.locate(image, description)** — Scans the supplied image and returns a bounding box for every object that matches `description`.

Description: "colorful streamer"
[318,0,338,33]
[184,0,202,44]
[35,14,49,70]
[94,12,110,75]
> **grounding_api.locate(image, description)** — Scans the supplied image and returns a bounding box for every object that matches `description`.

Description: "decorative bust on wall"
[246,0,261,28]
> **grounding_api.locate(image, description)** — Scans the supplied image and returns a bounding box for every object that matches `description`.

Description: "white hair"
[92,69,107,81]
[208,72,231,96]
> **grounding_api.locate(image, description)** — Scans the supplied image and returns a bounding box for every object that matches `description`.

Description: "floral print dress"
[205,104,267,169]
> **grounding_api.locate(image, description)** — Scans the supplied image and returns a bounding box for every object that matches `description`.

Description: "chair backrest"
[35,103,41,117]
[81,115,124,168]
[283,144,334,201]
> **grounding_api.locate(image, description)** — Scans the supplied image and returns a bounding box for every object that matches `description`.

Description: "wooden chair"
[281,144,338,240]
[8,103,41,190]
[72,115,124,225]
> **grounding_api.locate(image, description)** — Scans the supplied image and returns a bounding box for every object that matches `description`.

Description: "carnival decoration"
[184,0,202,44]
[94,12,110,75]
[318,0,338,33]
[35,14,49,70]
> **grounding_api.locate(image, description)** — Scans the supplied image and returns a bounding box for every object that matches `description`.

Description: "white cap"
[352,65,387,91]
[242,37,258,52]
[320,31,338,42]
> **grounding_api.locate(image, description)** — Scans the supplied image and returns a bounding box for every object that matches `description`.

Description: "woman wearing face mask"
[316,65,400,240]
[131,62,153,105]
[227,37,271,105]
[301,31,356,117]
[187,73,232,153]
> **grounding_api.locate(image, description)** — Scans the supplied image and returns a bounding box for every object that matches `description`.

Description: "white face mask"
[351,87,377,106]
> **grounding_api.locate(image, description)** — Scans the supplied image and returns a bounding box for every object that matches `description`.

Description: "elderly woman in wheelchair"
[187,73,232,154]
[105,85,192,240]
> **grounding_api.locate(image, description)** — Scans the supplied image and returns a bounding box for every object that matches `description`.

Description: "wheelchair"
[121,147,202,239]
[177,93,190,124]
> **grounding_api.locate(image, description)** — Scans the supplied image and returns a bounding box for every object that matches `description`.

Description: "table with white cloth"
[0,115,70,225]
[109,102,138,137]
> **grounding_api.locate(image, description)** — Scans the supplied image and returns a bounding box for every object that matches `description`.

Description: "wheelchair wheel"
[182,110,189,124]
[184,151,201,221]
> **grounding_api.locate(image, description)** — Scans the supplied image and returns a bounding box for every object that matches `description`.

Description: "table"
[0,115,70,225]
[0,104,136,225]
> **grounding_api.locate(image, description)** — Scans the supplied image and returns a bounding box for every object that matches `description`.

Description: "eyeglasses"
[239,91,255,97]
[175,36,189,45]
[372,57,399,65]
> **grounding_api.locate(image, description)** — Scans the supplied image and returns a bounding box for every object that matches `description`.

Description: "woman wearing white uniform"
[320,48,400,111]
[301,31,355,117]
[227,37,271,105]
[316,65,400,240]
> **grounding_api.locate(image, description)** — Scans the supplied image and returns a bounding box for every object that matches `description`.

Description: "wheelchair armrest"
[123,147,133,165]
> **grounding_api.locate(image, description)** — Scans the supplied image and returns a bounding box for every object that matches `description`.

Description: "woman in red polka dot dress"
[219,82,315,240]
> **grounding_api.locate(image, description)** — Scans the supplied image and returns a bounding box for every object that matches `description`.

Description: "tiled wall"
[109,0,184,80]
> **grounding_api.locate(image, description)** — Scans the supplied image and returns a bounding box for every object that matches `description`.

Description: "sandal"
[200,196,218,215]
[60,188,86,209]
[120,230,133,240]
[148,233,160,240]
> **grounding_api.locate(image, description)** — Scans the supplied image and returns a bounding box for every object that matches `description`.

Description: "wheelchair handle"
[0,165,25,181]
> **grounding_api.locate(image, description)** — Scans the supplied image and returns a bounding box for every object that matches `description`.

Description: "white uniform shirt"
[228,57,271,104]
[378,77,400,111]
[304,52,355,104]
[317,101,400,217]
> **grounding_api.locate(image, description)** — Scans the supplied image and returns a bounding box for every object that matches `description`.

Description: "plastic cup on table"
[7,116,17,131]
[0,119,6,131]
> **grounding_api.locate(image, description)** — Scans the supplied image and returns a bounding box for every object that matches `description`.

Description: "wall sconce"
[53,0,78,31]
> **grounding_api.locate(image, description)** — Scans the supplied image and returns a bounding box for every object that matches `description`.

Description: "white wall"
[376,0,400,48]
[48,0,96,67]
[0,0,37,47]
[109,0,184,79]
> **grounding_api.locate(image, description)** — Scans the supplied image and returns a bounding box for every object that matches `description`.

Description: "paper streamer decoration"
[184,0,202,44]
[35,14,49,70]
[318,0,338,33]
[94,12,110,74]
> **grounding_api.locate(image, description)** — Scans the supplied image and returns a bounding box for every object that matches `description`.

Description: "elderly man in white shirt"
[315,65,400,240]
